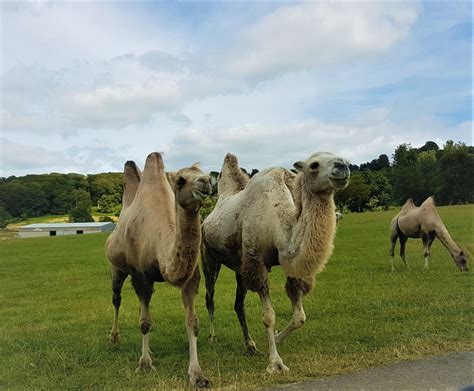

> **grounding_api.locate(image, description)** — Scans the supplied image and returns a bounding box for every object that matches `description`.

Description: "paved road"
[265,351,473,391]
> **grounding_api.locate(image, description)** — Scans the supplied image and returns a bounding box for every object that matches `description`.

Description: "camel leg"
[234,273,259,355]
[389,232,398,272]
[203,258,221,343]
[258,285,289,373]
[241,245,287,372]
[422,232,436,271]
[131,273,155,372]
[182,268,210,388]
[275,277,310,344]
[109,265,128,343]
[399,234,411,270]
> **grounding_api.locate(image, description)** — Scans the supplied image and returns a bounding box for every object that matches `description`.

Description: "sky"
[0,1,472,176]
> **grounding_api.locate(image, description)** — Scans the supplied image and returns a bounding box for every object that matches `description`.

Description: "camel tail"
[217,153,250,198]
[122,160,141,208]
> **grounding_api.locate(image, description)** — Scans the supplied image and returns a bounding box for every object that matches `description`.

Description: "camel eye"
[176,176,186,188]
[309,162,320,170]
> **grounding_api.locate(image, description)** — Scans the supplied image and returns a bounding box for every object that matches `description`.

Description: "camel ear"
[293,161,306,172]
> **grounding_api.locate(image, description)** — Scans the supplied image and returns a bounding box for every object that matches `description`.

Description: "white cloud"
[0,138,74,175]
[0,2,173,69]
[164,117,445,172]
[228,2,419,80]
[62,79,182,128]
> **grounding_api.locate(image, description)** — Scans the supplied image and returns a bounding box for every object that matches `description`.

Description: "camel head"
[293,152,350,193]
[453,249,469,272]
[172,164,212,210]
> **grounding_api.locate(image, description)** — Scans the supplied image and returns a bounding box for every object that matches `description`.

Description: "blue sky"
[0,1,471,176]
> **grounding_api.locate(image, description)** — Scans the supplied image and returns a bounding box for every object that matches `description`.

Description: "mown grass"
[0,205,472,390]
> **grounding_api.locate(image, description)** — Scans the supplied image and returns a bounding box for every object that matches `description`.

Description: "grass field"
[0,205,472,390]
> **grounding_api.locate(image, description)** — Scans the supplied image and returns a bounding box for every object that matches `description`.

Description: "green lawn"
[0,205,472,390]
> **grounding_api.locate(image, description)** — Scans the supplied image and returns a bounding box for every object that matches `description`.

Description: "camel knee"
[293,311,306,328]
[262,308,275,328]
[140,320,151,334]
[112,293,121,308]
[234,296,245,314]
[187,314,199,337]
[205,291,214,313]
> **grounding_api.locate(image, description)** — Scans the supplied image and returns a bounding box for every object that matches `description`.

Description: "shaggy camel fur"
[390,196,469,272]
[202,152,350,373]
[105,152,211,388]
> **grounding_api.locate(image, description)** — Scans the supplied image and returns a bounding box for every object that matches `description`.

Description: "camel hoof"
[110,332,119,344]
[190,373,211,388]
[207,335,218,343]
[135,358,156,373]
[266,361,289,374]
[244,343,261,356]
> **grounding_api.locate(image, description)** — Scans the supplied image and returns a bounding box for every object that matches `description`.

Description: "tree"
[419,141,439,152]
[69,205,94,222]
[0,206,11,229]
[437,141,474,204]
[335,173,371,212]
[98,194,118,213]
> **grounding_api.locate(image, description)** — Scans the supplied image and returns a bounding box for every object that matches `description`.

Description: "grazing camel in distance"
[202,152,350,373]
[389,196,469,272]
[105,152,211,388]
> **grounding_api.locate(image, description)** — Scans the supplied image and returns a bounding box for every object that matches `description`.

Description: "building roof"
[19,222,114,230]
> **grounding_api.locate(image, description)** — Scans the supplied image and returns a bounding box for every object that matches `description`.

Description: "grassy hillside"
[0,205,472,390]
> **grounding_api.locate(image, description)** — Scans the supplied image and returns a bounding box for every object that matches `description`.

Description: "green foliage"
[200,196,217,221]
[98,216,114,222]
[97,194,118,213]
[88,173,123,205]
[68,205,94,222]
[0,172,122,220]
[335,173,371,212]
[437,141,474,204]
[0,206,11,229]
[390,141,474,205]
[0,205,472,390]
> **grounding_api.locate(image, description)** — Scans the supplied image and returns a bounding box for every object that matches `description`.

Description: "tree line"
[0,172,123,227]
[0,140,472,228]
[335,140,474,212]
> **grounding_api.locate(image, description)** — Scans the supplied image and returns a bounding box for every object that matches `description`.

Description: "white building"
[18,222,115,238]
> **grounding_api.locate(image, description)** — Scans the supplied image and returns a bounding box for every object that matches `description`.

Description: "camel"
[105,152,211,388]
[202,152,350,373]
[389,196,469,272]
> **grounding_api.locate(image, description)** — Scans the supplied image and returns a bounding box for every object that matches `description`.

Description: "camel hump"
[218,152,250,197]
[144,152,165,172]
[400,198,416,212]
[421,196,436,207]
[123,161,141,208]
[140,152,167,186]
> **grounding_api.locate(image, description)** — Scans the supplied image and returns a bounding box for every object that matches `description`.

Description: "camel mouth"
[330,177,349,189]
[192,189,209,201]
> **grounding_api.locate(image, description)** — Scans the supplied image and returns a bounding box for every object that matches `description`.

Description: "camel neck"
[435,222,461,256]
[169,204,201,285]
[283,185,336,280]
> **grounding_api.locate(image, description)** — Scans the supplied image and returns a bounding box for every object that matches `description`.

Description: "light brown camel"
[105,152,211,388]
[389,196,469,272]
[202,152,350,373]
